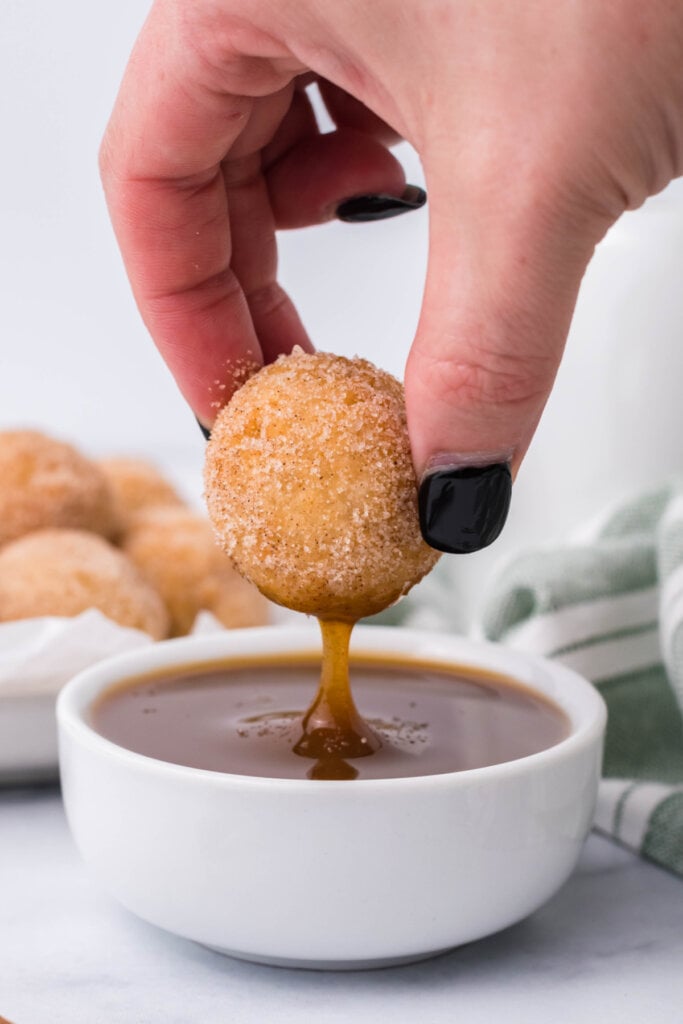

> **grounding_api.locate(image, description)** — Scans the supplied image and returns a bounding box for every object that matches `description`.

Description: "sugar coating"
[0,529,168,639]
[0,430,120,547]
[124,506,270,636]
[204,350,441,620]
[209,355,261,395]
[98,457,184,532]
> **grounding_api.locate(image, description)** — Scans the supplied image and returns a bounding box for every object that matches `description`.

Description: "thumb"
[405,164,614,554]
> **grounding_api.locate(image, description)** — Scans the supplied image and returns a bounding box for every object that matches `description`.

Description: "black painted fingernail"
[196,417,211,441]
[336,185,426,222]
[418,463,512,554]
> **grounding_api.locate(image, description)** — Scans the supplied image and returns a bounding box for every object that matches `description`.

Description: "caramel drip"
[293,619,382,778]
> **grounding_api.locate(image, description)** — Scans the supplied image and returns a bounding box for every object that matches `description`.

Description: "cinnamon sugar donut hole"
[124,507,269,636]
[204,350,440,621]
[98,457,185,532]
[0,529,168,639]
[0,430,119,546]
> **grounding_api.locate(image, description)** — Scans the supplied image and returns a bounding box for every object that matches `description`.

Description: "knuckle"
[144,267,241,318]
[420,343,552,412]
[246,281,289,320]
[178,6,291,98]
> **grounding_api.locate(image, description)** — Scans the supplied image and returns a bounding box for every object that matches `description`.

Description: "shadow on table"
[0,783,61,801]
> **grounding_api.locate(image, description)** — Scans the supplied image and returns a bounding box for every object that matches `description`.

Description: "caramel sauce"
[292,620,382,778]
[91,648,569,782]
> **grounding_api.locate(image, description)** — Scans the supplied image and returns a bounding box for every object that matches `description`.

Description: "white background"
[3,0,683,622]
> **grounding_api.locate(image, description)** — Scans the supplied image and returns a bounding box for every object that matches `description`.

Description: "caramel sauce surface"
[92,645,568,782]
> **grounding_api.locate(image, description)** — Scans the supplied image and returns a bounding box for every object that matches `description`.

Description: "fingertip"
[267,128,407,229]
[336,185,426,223]
[195,417,211,441]
[417,462,512,554]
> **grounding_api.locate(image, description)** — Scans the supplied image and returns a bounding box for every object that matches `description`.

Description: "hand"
[101,0,683,551]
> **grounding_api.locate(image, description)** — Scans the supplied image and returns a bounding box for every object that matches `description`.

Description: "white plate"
[0,610,158,786]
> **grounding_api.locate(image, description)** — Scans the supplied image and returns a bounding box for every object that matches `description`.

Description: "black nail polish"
[418,464,512,554]
[336,185,426,223]
[196,417,211,441]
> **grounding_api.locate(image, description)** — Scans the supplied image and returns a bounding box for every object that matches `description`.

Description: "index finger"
[99,4,302,422]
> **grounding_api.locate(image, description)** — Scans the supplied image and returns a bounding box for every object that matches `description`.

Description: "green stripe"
[483,543,657,642]
[599,487,674,539]
[547,621,659,660]
[600,666,683,783]
[612,782,639,840]
[641,792,683,875]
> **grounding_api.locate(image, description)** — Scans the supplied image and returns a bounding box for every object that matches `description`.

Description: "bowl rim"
[57,624,606,792]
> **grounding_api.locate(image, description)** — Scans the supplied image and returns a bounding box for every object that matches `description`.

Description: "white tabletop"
[1,788,681,1024]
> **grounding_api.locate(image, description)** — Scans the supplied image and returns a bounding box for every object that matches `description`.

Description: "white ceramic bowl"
[57,625,605,970]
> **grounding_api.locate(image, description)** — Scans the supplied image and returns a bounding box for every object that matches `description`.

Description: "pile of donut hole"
[0,430,268,640]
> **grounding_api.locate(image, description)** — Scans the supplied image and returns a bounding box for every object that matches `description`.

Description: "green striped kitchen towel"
[371,483,683,876]
[480,484,683,877]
